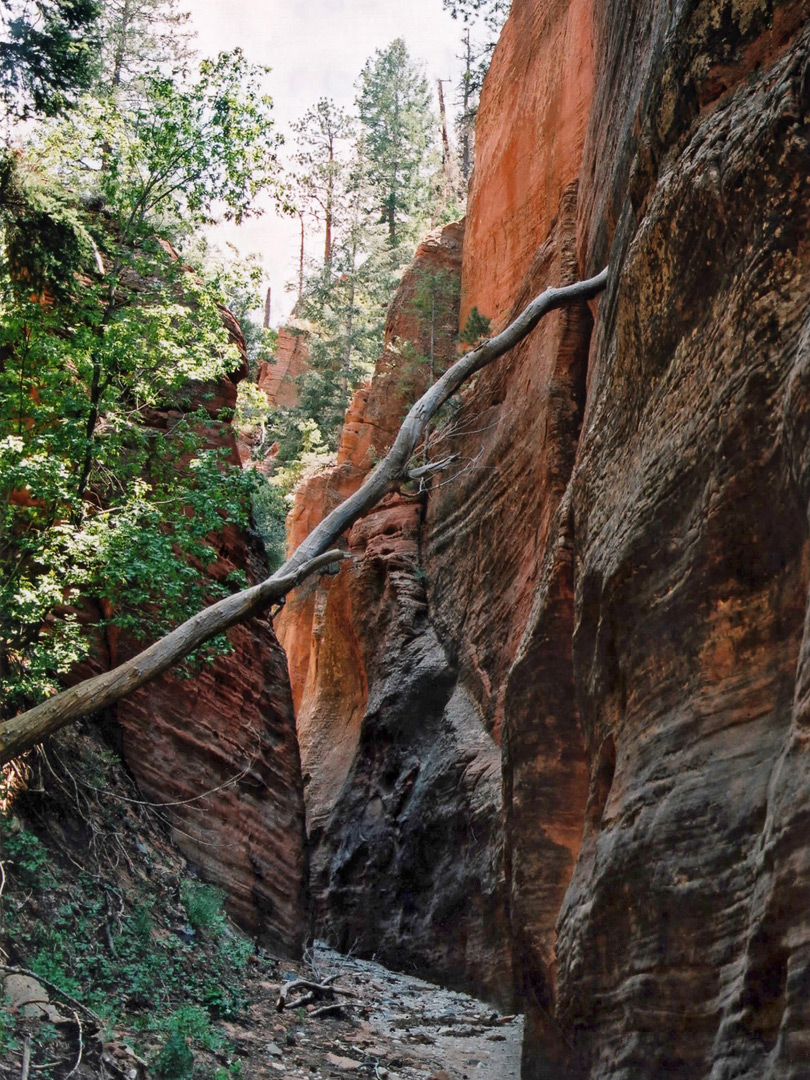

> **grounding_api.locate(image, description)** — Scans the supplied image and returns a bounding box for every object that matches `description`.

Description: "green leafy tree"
[38,49,283,232]
[0,0,101,119]
[356,38,436,248]
[0,51,284,716]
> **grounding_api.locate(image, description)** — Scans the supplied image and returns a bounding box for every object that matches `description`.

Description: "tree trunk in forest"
[0,268,608,766]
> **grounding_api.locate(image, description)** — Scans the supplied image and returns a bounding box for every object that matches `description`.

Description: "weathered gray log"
[0,268,608,765]
[0,551,349,765]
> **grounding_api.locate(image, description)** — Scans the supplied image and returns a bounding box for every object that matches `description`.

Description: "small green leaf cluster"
[154,1031,196,1080]
[460,305,492,346]
[0,816,52,884]
[0,994,21,1057]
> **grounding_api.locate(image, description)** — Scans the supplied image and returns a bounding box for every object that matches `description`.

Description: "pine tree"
[291,97,354,267]
[98,0,195,93]
[355,38,436,248]
[0,0,101,119]
[444,0,511,176]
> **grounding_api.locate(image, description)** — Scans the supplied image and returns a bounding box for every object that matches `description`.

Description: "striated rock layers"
[278,0,810,1074]
[113,331,308,960]
[555,3,810,1079]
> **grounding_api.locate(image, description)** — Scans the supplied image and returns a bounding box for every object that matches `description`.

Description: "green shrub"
[0,819,53,886]
[154,1031,195,1080]
[181,881,227,935]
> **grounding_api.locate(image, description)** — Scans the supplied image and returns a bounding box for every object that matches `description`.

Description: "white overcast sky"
[183,0,463,325]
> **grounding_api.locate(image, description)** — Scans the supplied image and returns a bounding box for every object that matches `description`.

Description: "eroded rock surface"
[277,223,514,1003]
[555,5,810,1079]
[276,0,810,1074]
[114,328,309,960]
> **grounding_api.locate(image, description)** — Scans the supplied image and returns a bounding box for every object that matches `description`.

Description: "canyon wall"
[113,332,309,960]
[556,2,810,1078]
[278,222,514,1003]
[278,0,810,1075]
[258,324,309,410]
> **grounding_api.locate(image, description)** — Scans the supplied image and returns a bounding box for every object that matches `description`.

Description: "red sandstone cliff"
[114,326,308,960]
[277,0,810,1075]
[277,221,514,1002]
[257,323,310,410]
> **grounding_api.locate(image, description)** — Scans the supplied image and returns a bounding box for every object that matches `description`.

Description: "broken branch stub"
[0,268,608,765]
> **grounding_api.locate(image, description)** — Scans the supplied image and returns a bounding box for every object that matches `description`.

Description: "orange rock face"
[278,2,810,1077]
[277,222,514,1003]
[257,324,310,410]
[115,526,308,959]
[460,0,594,330]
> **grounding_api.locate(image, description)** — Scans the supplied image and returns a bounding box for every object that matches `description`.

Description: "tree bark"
[0,268,608,766]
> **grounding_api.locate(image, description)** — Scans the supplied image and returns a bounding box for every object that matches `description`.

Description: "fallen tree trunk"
[0,268,608,766]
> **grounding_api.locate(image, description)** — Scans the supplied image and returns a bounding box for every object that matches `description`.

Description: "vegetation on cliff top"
[251,36,466,478]
[0,5,285,716]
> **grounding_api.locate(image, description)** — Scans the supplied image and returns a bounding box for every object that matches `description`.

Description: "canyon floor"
[0,726,521,1080]
[229,942,522,1080]
[1,941,522,1080]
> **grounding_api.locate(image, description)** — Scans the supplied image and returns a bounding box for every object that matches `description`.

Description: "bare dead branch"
[63,1012,83,1080]
[1,268,607,765]
[0,966,102,1027]
[407,454,459,479]
[310,1003,350,1019]
[20,1037,31,1080]
[0,551,349,766]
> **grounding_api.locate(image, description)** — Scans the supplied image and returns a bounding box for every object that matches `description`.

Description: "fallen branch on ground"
[1,268,608,765]
[310,1002,350,1019]
[276,977,360,1012]
[63,1012,83,1080]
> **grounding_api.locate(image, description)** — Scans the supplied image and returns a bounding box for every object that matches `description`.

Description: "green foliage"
[98,0,195,94]
[249,476,288,571]
[181,881,227,935]
[356,38,437,247]
[164,1004,224,1050]
[214,1064,243,1080]
[208,251,276,377]
[460,305,491,345]
[3,846,252,1024]
[0,39,283,718]
[274,40,451,486]
[154,1032,195,1080]
[292,97,354,266]
[0,150,96,295]
[0,994,21,1056]
[408,267,461,365]
[33,48,284,234]
[0,817,52,885]
[0,0,101,120]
